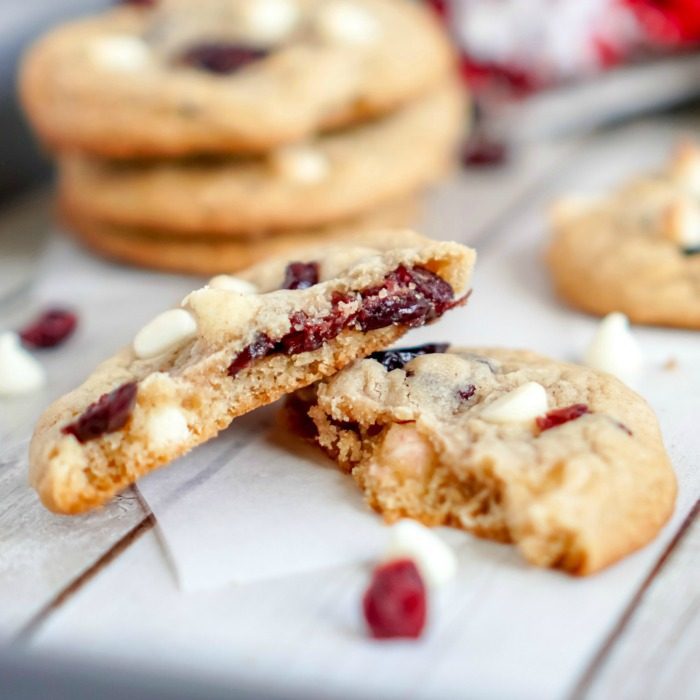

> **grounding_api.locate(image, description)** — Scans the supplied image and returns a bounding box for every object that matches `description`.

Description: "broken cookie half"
[30,231,474,514]
[285,344,676,575]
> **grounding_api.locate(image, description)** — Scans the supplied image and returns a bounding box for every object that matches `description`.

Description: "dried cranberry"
[63,382,138,443]
[118,0,157,6]
[536,403,590,432]
[363,559,427,639]
[370,343,450,372]
[357,266,456,331]
[277,310,346,354]
[461,137,508,168]
[458,384,476,401]
[282,262,320,290]
[228,334,275,377]
[19,308,77,349]
[179,43,268,74]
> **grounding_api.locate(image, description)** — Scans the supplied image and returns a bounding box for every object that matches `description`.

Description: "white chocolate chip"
[240,0,299,43]
[208,275,258,294]
[90,35,150,72]
[664,199,700,248]
[314,1,381,46]
[385,519,457,588]
[145,406,190,450]
[480,382,548,424]
[133,309,197,359]
[271,145,329,184]
[584,312,643,381]
[0,332,46,396]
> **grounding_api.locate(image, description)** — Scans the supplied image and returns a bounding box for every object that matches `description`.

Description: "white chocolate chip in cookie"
[208,275,258,294]
[271,145,329,184]
[480,382,548,424]
[240,0,299,43]
[385,519,457,587]
[584,312,643,381]
[663,199,700,248]
[670,142,700,196]
[314,1,381,46]
[145,406,190,450]
[0,332,46,396]
[133,309,197,359]
[89,35,150,72]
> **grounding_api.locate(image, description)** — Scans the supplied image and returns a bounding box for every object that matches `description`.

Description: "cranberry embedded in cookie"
[177,43,269,74]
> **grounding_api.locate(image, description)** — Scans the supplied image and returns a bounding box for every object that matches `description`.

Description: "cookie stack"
[20,0,465,275]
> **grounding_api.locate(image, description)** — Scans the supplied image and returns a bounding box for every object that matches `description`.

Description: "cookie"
[21,0,456,158]
[58,81,463,235]
[286,344,676,575]
[29,232,475,514]
[61,195,420,275]
[547,142,700,328]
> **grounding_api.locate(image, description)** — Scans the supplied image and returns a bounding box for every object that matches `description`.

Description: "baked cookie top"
[287,344,676,575]
[547,142,700,328]
[59,81,464,235]
[29,231,475,515]
[21,0,455,157]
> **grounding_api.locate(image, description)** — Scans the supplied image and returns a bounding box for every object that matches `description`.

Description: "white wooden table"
[0,114,698,700]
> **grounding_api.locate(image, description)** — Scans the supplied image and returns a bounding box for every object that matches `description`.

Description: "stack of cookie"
[20,0,465,275]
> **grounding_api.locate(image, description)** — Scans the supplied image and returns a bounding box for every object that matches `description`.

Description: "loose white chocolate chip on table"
[314,1,381,46]
[271,145,329,184]
[146,406,190,450]
[480,381,549,424]
[133,309,197,359]
[89,35,150,72]
[208,275,258,294]
[584,312,643,381]
[0,332,46,396]
[240,0,299,43]
[385,519,457,588]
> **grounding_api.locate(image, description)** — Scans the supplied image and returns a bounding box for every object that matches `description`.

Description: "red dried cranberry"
[357,266,456,331]
[278,310,347,354]
[370,343,450,372]
[363,559,427,639]
[461,137,508,168]
[118,0,157,6]
[63,382,138,443]
[283,262,320,290]
[228,334,275,377]
[179,43,268,74]
[458,384,476,401]
[19,308,77,349]
[536,403,590,432]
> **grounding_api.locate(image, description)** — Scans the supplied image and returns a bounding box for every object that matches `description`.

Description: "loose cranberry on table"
[363,559,427,639]
[178,44,269,74]
[19,309,77,349]
[63,382,138,444]
[536,403,590,432]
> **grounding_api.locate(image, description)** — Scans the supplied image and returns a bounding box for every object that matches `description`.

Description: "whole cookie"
[21,0,456,158]
[61,195,420,275]
[59,81,463,235]
[547,143,700,328]
[29,233,475,514]
[287,345,676,575]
